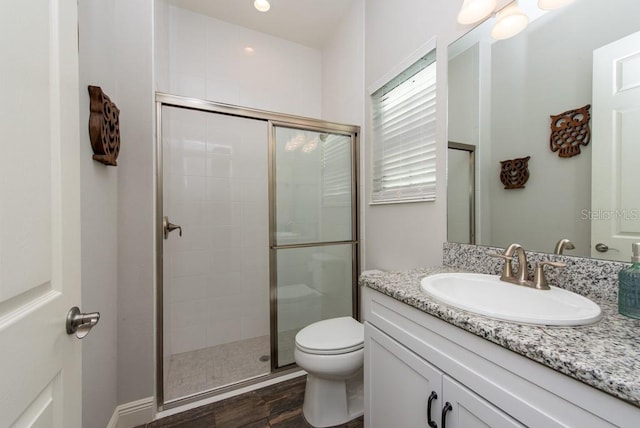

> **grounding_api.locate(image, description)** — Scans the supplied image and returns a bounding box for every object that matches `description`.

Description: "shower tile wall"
[164,108,269,355]
[156,4,322,118]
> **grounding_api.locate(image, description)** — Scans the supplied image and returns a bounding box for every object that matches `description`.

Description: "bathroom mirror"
[447,0,640,261]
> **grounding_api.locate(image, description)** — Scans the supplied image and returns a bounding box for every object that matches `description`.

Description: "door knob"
[595,243,619,253]
[66,307,100,339]
[163,216,183,239]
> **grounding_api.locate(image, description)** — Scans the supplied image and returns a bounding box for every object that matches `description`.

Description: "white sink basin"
[420,273,602,326]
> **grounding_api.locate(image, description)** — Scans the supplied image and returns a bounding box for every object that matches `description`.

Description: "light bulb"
[254,0,270,13]
[457,0,497,25]
[491,3,529,40]
[537,0,575,10]
[302,137,319,153]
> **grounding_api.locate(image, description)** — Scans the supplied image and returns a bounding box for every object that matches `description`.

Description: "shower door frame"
[155,92,360,411]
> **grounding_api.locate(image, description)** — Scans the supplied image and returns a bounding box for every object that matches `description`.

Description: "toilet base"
[302,371,364,428]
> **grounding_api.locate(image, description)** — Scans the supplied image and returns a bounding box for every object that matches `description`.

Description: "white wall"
[321,0,365,127]
[78,2,119,427]
[78,0,155,417]
[448,46,479,147]
[320,0,366,267]
[115,0,156,405]
[363,0,471,270]
[159,5,322,117]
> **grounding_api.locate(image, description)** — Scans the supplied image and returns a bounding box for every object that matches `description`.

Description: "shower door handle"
[163,216,183,239]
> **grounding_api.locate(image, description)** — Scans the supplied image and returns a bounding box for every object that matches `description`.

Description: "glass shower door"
[271,124,358,367]
[161,106,270,403]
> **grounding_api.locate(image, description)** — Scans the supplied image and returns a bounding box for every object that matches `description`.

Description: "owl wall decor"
[88,85,120,166]
[549,104,591,158]
[499,156,530,189]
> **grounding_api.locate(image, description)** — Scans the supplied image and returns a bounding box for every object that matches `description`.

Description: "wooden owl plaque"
[88,85,120,166]
[500,156,530,189]
[549,104,591,158]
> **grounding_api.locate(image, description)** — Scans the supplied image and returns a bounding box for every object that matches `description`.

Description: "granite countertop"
[359,266,640,408]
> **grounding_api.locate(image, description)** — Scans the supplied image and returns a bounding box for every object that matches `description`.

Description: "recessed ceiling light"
[254,0,270,13]
[244,46,256,55]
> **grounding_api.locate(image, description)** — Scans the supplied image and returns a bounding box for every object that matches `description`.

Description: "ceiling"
[167,0,356,49]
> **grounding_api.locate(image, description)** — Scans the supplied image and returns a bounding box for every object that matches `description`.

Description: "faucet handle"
[489,252,514,280]
[533,261,566,290]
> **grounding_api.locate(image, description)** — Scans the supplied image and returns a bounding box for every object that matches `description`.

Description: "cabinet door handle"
[441,402,453,428]
[427,391,438,428]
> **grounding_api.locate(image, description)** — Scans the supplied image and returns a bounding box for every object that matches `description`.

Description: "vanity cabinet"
[363,287,636,428]
[366,324,523,427]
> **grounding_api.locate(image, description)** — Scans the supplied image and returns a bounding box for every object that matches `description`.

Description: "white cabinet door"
[365,322,525,428]
[365,323,443,428]
[0,0,82,426]
[441,376,524,428]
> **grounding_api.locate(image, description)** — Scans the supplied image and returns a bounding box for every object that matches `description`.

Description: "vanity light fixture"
[490,2,529,40]
[254,0,270,12]
[457,0,574,41]
[457,0,497,25]
[537,0,575,10]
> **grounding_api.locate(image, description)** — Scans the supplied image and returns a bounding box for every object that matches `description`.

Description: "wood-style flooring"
[137,375,364,428]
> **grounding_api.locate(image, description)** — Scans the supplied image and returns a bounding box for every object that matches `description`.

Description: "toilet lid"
[295,317,364,355]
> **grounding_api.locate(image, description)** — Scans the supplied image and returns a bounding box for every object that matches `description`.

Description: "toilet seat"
[295,316,363,355]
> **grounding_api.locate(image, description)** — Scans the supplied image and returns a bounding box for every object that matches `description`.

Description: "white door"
[592,30,640,261]
[0,0,83,426]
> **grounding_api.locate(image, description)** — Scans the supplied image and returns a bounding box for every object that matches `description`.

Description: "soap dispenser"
[619,243,640,319]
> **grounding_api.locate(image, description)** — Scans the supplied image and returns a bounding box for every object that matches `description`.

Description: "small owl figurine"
[500,156,530,189]
[549,104,591,158]
[88,85,120,166]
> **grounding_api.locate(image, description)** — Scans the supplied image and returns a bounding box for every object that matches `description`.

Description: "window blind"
[371,52,437,203]
[321,134,352,206]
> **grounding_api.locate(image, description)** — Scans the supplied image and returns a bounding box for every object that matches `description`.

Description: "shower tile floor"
[165,330,302,401]
[166,335,272,401]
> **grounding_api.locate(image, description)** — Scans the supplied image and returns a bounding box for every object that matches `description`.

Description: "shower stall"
[155,93,359,409]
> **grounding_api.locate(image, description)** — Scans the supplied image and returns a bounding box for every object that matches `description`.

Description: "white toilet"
[294,316,364,427]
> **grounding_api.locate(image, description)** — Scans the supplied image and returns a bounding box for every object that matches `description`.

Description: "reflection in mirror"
[447,142,475,245]
[447,0,640,261]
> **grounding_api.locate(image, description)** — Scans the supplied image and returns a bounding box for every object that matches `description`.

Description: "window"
[371,49,437,204]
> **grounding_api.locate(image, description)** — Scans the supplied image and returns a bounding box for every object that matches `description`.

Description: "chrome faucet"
[490,243,566,290]
[554,238,575,255]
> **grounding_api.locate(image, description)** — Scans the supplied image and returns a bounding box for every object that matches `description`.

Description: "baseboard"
[106,397,154,428]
